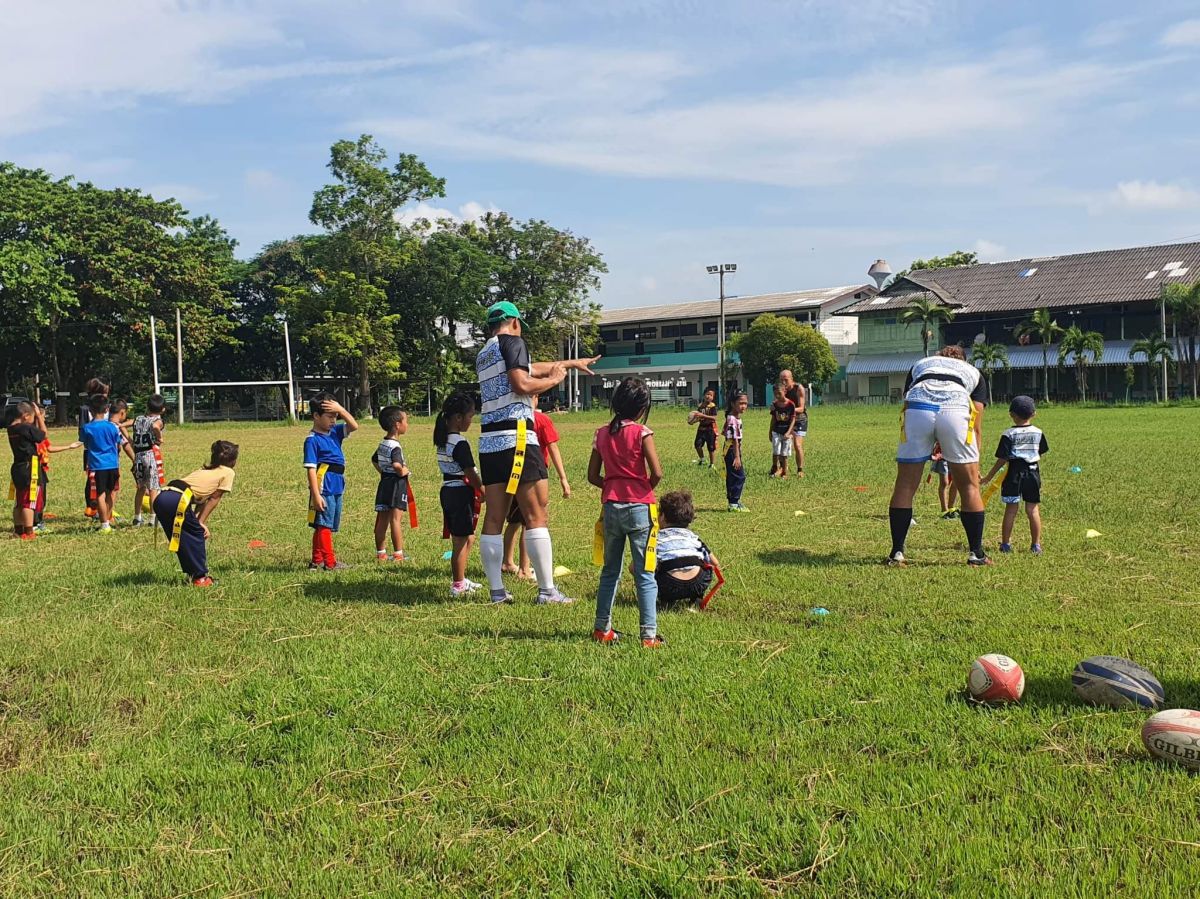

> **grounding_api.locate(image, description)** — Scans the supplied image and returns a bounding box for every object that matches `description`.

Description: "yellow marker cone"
[553,565,573,578]
[1086,529,1103,539]
[794,510,807,517]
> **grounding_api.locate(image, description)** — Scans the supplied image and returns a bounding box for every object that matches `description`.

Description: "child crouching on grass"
[373,405,411,563]
[153,441,238,587]
[588,376,663,647]
[654,490,719,608]
[436,392,486,598]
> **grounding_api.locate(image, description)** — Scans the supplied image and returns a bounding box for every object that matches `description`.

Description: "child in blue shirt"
[81,394,135,532]
[304,393,358,570]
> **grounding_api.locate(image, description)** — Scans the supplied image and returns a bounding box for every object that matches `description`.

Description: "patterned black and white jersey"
[904,356,990,408]
[476,334,536,455]
[995,424,1048,468]
[437,433,476,486]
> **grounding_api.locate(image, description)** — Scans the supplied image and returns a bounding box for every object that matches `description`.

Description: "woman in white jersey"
[886,346,991,567]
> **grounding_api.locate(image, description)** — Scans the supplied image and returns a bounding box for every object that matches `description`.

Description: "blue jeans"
[725,447,746,504]
[595,502,658,638]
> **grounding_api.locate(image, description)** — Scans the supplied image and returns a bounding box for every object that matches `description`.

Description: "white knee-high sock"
[479,534,505,591]
[524,527,555,593]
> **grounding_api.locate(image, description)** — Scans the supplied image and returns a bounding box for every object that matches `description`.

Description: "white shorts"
[896,401,979,465]
[771,432,793,456]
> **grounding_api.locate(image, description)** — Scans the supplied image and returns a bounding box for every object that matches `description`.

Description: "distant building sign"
[603,377,686,389]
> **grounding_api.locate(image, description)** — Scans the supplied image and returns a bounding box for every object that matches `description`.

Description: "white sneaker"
[450,581,482,597]
[536,588,576,605]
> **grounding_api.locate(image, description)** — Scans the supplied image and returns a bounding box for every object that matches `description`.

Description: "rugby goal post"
[150,309,298,425]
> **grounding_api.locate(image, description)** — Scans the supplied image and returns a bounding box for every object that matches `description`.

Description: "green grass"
[2,404,1199,896]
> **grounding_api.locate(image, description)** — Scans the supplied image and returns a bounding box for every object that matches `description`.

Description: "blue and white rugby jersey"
[904,356,990,408]
[437,433,476,486]
[476,334,538,455]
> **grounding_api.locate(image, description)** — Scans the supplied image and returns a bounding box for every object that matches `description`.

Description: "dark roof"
[599,284,875,326]
[839,241,1200,316]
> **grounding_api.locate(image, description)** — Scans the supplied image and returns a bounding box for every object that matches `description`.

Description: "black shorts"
[1001,464,1042,504]
[479,446,548,488]
[694,428,716,452]
[441,485,478,538]
[794,413,808,436]
[656,565,713,606]
[374,477,409,512]
[93,469,120,495]
[507,500,526,527]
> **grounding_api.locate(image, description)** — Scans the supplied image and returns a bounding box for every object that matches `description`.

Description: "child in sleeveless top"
[587,377,664,647]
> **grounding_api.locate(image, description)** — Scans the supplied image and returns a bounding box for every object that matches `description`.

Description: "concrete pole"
[150,316,160,395]
[175,308,184,425]
[283,319,297,423]
[1161,286,1169,402]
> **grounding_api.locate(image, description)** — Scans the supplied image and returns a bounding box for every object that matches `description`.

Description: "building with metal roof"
[838,241,1200,402]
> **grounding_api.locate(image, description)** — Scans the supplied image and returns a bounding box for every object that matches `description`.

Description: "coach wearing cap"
[475,301,599,605]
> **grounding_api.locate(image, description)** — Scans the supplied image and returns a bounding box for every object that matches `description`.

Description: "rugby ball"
[1071,656,1164,710]
[687,412,699,424]
[1142,709,1200,769]
[967,654,1025,703]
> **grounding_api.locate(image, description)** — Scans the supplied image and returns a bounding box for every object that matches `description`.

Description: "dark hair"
[725,391,747,415]
[85,378,110,397]
[108,399,128,417]
[609,376,651,435]
[88,393,110,415]
[937,345,966,360]
[434,392,476,447]
[379,405,406,432]
[14,401,35,417]
[659,490,695,528]
[147,394,166,414]
[206,440,239,469]
[309,392,336,417]
[703,387,715,397]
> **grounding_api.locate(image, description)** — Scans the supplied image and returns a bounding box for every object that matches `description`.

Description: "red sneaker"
[19,532,37,541]
[191,576,214,587]
[642,635,665,648]
[592,628,620,644]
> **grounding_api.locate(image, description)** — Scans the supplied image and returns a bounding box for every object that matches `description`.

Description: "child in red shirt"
[587,377,663,647]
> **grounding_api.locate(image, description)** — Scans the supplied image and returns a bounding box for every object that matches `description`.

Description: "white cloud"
[244,168,288,193]
[394,201,501,227]
[1161,19,1200,47]
[1082,18,1136,48]
[1109,180,1200,211]
[972,239,1008,262]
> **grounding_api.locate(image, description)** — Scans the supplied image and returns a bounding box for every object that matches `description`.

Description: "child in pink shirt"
[587,377,664,646]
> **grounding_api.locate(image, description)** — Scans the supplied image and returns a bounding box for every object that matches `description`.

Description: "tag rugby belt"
[306,462,346,524]
[162,481,194,553]
[6,456,40,506]
[592,502,660,572]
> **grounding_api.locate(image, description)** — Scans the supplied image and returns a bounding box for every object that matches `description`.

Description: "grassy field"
[2,402,1199,896]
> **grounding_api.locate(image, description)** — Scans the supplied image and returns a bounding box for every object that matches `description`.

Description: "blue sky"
[4,0,1200,309]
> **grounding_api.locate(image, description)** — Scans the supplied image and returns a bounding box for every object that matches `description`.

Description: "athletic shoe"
[376,551,388,562]
[536,588,576,605]
[131,517,143,527]
[325,561,351,571]
[19,532,37,541]
[641,634,665,648]
[967,552,993,567]
[999,543,1013,553]
[84,508,97,518]
[941,510,960,520]
[191,576,214,587]
[693,459,704,466]
[450,580,482,597]
[307,562,324,571]
[1030,543,1043,555]
[99,524,114,534]
[490,589,515,604]
[391,552,407,563]
[592,628,620,644]
[728,503,750,513]
[885,551,907,567]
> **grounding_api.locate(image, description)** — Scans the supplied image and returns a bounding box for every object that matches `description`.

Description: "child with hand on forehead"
[304,393,358,570]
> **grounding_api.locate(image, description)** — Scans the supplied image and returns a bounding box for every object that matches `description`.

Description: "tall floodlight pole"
[706,263,737,404]
[283,319,297,423]
[150,316,160,395]
[175,308,184,425]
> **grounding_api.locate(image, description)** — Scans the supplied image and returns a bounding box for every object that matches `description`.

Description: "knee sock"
[888,507,913,556]
[480,534,505,591]
[960,511,986,556]
[312,529,325,565]
[322,528,336,564]
[524,527,555,594]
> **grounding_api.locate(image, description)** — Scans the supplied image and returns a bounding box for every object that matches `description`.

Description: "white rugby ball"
[1142,709,1200,769]
[968,654,1025,703]
[1071,656,1164,710]
[687,412,699,424]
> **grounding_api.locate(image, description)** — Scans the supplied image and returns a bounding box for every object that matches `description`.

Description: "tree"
[1163,280,1200,400]
[728,314,838,394]
[1123,364,1135,404]
[1014,307,1063,403]
[970,342,1009,396]
[1057,325,1104,402]
[1131,333,1173,403]
[307,135,447,413]
[900,250,979,278]
[899,296,955,357]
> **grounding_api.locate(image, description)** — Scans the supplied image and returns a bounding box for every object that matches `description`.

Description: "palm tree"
[1163,280,1200,399]
[899,295,955,357]
[1057,325,1105,402]
[1131,333,1174,403]
[1014,307,1063,403]
[970,342,1009,399]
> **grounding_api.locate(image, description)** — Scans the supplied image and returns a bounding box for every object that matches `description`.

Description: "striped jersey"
[437,433,476,486]
[723,414,743,442]
[995,424,1049,468]
[476,334,536,455]
[904,356,989,407]
[656,527,711,565]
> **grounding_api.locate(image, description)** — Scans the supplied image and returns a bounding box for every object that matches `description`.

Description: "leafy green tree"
[728,314,838,394]
[899,296,955,357]
[1014,308,1064,403]
[1163,280,1200,399]
[1131,333,1173,403]
[1057,325,1105,402]
[900,250,979,278]
[971,342,1009,396]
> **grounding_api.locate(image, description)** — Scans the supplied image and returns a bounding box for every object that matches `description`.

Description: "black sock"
[888,507,912,556]
[961,510,986,556]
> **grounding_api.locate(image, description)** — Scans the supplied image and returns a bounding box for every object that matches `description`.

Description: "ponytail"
[608,376,651,435]
[434,392,475,447]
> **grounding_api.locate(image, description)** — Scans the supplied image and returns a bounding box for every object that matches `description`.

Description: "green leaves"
[728,313,839,389]
[899,296,955,356]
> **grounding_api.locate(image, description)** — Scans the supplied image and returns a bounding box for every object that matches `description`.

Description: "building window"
[724,320,742,334]
[599,328,618,342]
[634,341,645,355]
[703,321,718,335]
[674,339,685,353]
[680,324,698,336]
[869,376,889,397]
[662,325,680,338]
[622,326,657,341]
[676,383,693,398]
